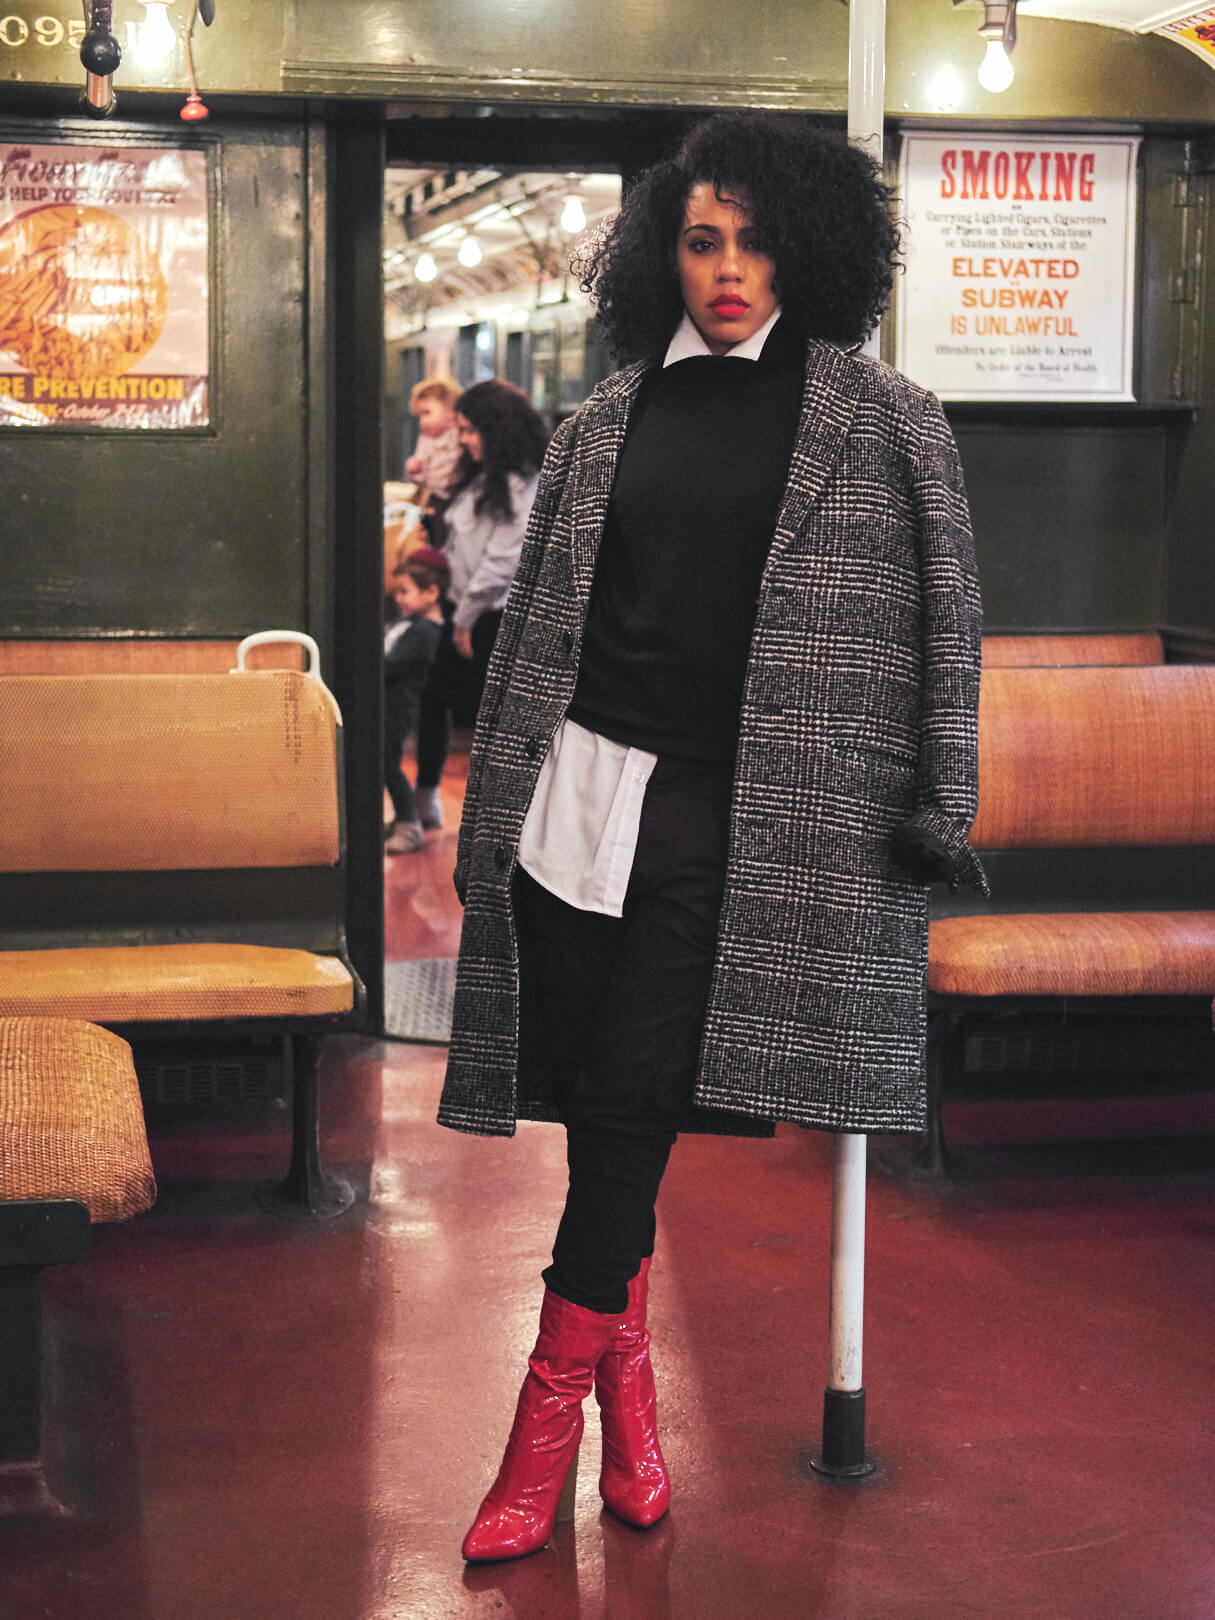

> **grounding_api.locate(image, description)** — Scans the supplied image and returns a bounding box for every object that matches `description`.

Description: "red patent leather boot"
[462,1288,621,1562]
[595,1257,670,1527]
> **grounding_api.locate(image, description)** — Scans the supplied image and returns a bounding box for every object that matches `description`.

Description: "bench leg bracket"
[256,1035,354,1220]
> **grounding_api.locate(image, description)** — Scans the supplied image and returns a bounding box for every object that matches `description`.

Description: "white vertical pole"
[812,0,885,1480]
[848,0,887,357]
[827,1131,868,1391]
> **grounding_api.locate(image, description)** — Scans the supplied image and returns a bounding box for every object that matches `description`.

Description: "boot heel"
[556,1442,579,1522]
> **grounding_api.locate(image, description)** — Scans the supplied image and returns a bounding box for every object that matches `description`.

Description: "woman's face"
[675,182,778,356]
[456,412,483,463]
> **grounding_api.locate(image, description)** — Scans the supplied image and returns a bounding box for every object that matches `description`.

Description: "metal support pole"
[811,1133,875,1477]
[847,0,887,360]
[810,0,887,1484]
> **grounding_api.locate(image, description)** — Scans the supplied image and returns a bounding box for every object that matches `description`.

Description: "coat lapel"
[569,359,651,600]
[769,340,859,555]
[567,339,860,597]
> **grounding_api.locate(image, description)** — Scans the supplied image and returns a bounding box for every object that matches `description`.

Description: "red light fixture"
[180,0,215,123]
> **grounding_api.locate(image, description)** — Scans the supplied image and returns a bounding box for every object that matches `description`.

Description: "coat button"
[494,845,509,870]
[524,737,541,760]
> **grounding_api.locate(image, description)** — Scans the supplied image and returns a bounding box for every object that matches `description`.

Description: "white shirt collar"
[662,306,783,368]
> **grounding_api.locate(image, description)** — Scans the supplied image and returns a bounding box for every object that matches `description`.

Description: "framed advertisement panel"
[896,133,1139,403]
[0,139,209,428]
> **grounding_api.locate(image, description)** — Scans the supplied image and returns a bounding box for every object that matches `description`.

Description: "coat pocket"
[827,719,918,776]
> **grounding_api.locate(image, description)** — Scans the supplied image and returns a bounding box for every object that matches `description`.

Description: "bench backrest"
[0,640,305,674]
[972,665,1215,849]
[1,673,340,874]
[982,633,1164,668]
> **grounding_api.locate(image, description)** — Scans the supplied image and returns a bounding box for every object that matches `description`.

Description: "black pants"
[416,609,502,788]
[513,756,733,1314]
[383,722,418,824]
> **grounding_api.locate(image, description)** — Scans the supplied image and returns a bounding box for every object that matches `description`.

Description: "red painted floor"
[3,738,1214,1618]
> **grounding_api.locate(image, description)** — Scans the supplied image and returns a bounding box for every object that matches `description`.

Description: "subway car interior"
[1,2,1214,1616]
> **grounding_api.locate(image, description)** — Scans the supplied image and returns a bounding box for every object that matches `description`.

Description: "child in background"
[406,378,463,507]
[384,547,449,854]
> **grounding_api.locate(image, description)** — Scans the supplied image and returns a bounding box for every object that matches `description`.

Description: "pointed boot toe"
[461,1498,553,1563]
[462,1289,618,1562]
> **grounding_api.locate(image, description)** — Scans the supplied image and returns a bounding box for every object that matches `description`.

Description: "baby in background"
[406,377,463,505]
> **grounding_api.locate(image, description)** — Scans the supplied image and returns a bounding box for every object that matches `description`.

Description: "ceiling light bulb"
[560,194,587,234]
[136,2,176,69]
[415,253,437,283]
[977,38,1014,93]
[458,235,482,268]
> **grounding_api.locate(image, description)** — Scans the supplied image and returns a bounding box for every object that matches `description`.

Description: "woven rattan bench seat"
[0,1018,155,1222]
[0,944,355,1023]
[928,911,1215,999]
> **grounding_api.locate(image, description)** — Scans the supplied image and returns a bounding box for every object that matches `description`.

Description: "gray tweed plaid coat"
[438,338,987,1139]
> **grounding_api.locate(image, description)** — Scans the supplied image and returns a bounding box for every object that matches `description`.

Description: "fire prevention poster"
[0,142,209,428]
[896,133,1139,403]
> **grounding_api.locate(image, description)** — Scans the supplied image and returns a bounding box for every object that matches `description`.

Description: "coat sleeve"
[453,412,579,903]
[896,391,990,898]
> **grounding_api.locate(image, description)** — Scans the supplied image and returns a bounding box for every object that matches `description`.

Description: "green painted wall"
[1163,139,1215,639]
[955,418,1167,631]
[0,113,319,642]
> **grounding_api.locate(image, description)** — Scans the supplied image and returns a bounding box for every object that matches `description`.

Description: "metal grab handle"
[232,630,323,682]
[231,631,343,726]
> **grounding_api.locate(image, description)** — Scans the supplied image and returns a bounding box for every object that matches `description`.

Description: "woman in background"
[413,380,548,830]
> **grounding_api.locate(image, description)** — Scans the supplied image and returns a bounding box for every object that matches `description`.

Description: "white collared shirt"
[662,305,782,367]
[516,308,783,916]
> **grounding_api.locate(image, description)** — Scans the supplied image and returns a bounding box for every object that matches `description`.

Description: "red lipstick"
[709,295,749,315]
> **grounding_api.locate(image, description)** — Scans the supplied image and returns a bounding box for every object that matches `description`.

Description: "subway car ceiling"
[2,1,1215,122]
[383,168,622,342]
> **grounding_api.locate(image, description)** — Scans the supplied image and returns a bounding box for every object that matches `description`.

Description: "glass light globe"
[458,235,482,268]
[560,195,587,234]
[136,2,176,69]
[414,254,437,283]
[977,39,1014,93]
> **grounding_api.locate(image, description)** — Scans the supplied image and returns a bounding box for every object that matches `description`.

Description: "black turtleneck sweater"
[568,318,805,765]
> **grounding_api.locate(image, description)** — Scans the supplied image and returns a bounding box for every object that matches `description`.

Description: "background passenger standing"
[413,379,548,830]
[383,547,449,854]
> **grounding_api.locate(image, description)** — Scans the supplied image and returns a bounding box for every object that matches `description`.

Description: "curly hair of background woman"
[578,112,901,361]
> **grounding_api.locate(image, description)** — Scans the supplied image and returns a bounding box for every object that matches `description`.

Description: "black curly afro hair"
[577,111,900,362]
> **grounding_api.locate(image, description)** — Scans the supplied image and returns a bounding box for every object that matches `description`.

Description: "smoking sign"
[896,134,1139,402]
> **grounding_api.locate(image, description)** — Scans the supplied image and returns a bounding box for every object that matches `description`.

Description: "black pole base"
[809,1386,876,1480]
[255,1172,355,1222]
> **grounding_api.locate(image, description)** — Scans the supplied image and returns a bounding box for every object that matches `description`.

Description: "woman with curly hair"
[413,378,549,827]
[442,111,987,1562]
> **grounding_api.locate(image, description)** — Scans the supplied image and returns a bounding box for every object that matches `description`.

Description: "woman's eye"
[687,238,715,254]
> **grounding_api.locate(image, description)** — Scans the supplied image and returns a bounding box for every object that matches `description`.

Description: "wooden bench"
[1,1017,155,1511]
[920,664,1215,1174]
[0,640,363,1218]
[982,632,1164,667]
